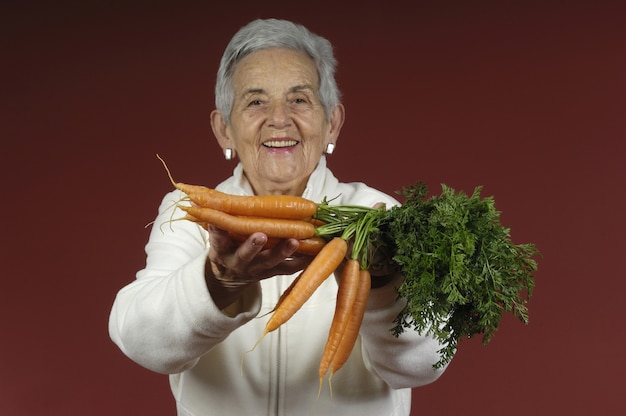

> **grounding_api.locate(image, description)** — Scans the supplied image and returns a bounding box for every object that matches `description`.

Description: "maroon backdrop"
[2,1,625,415]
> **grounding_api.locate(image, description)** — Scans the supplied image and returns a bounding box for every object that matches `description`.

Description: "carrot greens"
[314,182,539,369]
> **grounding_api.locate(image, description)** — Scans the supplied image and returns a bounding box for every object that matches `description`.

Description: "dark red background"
[2,1,625,415]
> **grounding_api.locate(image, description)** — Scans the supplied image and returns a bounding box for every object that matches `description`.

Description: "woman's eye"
[249,99,263,106]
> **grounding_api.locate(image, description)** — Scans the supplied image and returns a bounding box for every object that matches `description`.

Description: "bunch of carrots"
[160,157,385,392]
[158,156,540,392]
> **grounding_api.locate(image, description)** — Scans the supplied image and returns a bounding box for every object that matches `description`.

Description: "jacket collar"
[223,156,338,204]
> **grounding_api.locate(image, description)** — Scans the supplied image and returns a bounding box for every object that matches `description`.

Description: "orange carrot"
[158,154,317,219]
[185,190,318,220]
[179,205,316,240]
[265,237,348,333]
[180,213,208,229]
[175,216,326,254]
[329,268,371,378]
[308,218,327,227]
[259,274,302,318]
[175,183,213,195]
[247,237,347,356]
[283,236,328,255]
[241,273,309,371]
[318,258,361,388]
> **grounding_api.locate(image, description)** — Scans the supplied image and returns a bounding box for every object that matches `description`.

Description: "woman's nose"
[267,102,291,129]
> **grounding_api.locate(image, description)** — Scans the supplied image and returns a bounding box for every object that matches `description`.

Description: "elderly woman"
[109,18,449,416]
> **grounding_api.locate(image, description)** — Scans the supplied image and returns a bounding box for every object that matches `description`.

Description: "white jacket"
[109,157,448,416]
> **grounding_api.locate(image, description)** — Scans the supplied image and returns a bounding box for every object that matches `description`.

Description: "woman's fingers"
[207,226,310,283]
[236,232,270,263]
[207,224,239,253]
[241,237,312,279]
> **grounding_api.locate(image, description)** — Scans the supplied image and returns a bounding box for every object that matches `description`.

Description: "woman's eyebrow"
[289,84,314,93]
[240,84,314,99]
[242,88,265,97]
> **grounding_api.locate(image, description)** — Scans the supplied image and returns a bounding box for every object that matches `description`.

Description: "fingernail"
[252,235,267,246]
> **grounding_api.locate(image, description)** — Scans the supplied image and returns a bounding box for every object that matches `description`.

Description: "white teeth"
[263,140,298,148]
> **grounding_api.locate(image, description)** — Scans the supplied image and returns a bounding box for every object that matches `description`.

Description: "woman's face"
[212,48,344,196]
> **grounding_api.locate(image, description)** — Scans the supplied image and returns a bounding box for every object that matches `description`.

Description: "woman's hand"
[368,245,398,288]
[368,202,399,287]
[204,224,312,310]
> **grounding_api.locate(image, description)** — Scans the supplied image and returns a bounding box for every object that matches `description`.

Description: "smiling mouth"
[263,139,299,149]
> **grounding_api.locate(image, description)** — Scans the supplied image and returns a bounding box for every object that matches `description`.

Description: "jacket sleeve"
[108,191,262,374]
[359,273,450,389]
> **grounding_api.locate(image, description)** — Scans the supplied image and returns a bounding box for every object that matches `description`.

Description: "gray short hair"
[215,18,341,125]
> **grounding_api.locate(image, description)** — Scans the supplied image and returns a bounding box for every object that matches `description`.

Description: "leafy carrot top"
[314,182,540,369]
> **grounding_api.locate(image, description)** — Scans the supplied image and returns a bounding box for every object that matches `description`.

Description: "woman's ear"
[210,109,232,151]
[327,103,345,145]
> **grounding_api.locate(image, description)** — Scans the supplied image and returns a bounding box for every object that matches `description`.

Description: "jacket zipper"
[275,325,282,416]
[271,276,284,416]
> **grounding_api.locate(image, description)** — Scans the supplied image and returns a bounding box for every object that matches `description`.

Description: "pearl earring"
[325,143,335,155]
[224,148,234,160]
